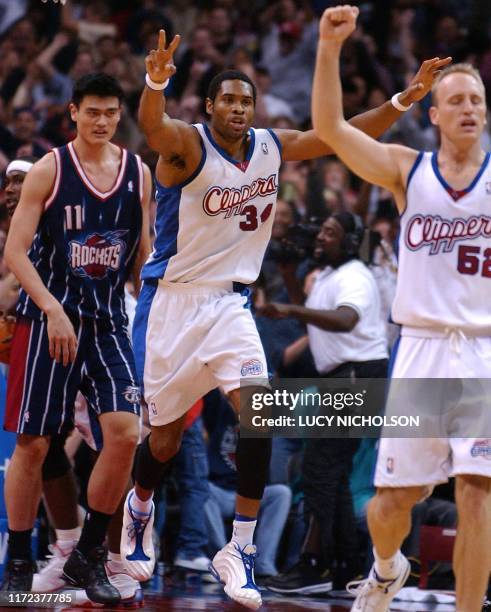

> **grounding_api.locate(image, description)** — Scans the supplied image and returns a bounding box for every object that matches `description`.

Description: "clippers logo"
[470,439,491,460]
[405,214,491,255]
[241,359,263,377]
[69,231,128,279]
[203,174,278,218]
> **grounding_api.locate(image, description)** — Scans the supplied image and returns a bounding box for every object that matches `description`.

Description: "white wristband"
[145,74,169,91]
[391,92,413,112]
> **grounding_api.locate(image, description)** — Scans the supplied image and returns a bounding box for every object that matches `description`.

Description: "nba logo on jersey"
[386,457,394,474]
[128,180,134,192]
[485,182,491,194]
[262,142,268,155]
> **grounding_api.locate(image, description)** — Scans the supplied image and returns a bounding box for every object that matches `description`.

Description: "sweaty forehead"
[218,80,253,98]
[436,72,485,102]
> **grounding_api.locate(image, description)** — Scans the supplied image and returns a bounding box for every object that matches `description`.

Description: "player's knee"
[457,475,491,518]
[375,486,424,519]
[16,434,51,464]
[101,414,139,453]
[149,432,182,463]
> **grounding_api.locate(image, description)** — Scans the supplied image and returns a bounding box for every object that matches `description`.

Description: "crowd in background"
[0,0,490,595]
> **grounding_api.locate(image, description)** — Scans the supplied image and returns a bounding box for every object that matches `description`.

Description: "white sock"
[55,527,81,542]
[231,517,257,550]
[129,489,153,515]
[373,548,402,580]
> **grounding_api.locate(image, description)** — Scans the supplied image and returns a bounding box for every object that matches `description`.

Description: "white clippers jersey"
[392,151,491,333]
[141,123,281,286]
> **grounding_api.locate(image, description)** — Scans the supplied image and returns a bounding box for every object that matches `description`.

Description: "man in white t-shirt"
[262,211,388,376]
[261,211,388,591]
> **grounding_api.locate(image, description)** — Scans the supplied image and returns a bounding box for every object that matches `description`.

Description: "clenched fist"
[319,5,359,43]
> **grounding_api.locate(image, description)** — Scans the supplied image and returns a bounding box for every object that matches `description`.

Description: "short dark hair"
[71,73,124,107]
[206,70,257,105]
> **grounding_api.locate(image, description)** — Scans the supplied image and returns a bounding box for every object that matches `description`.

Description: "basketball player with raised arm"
[312,6,490,612]
[2,73,151,605]
[121,29,448,609]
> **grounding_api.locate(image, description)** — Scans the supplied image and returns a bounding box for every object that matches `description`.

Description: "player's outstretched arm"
[312,6,416,195]
[4,154,77,365]
[138,30,199,160]
[275,55,449,163]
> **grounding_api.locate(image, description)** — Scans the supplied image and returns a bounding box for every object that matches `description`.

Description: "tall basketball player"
[312,6,489,612]
[121,30,447,609]
[2,73,151,605]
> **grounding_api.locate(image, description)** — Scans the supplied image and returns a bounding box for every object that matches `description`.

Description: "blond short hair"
[432,63,485,104]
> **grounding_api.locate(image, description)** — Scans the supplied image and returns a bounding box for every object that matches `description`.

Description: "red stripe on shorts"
[4,318,32,432]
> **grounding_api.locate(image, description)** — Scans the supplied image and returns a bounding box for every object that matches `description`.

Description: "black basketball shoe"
[63,546,120,605]
[265,554,333,595]
[1,559,35,591]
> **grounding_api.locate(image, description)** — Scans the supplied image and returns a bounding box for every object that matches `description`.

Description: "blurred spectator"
[172,25,222,101]
[255,65,295,123]
[0,107,51,159]
[260,17,318,124]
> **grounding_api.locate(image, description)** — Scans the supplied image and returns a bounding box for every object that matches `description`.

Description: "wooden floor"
[7,575,458,611]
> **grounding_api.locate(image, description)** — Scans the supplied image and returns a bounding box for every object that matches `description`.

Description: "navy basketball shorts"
[4,316,141,436]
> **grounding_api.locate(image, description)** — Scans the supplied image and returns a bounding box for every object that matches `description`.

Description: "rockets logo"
[69,231,128,279]
[203,174,278,218]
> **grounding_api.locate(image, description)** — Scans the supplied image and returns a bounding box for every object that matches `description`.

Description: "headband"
[6,160,34,176]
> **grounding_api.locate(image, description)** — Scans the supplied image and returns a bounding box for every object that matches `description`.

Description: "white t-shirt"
[305,259,388,374]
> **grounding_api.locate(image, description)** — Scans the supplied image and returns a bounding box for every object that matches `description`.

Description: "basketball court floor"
[23,579,454,611]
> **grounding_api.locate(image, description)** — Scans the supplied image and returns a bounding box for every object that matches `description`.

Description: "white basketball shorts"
[133,280,268,426]
[375,327,491,487]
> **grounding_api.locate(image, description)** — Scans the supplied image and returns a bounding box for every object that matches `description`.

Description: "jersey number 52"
[457,245,491,278]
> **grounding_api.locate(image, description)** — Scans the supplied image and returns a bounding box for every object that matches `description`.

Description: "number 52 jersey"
[141,123,282,286]
[392,151,491,333]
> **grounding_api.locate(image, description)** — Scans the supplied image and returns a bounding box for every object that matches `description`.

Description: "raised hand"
[398,56,452,106]
[146,29,181,85]
[319,5,359,43]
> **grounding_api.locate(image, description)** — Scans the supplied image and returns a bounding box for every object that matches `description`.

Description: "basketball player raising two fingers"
[313,5,490,612]
[122,29,451,609]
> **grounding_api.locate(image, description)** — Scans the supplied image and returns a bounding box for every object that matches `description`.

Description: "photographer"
[261,212,388,594]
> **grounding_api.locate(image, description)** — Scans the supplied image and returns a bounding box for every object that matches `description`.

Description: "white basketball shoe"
[32,542,75,592]
[120,490,155,581]
[348,555,411,612]
[209,542,262,610]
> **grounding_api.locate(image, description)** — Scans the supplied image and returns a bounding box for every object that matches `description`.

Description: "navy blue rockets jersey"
[17,143,143,326]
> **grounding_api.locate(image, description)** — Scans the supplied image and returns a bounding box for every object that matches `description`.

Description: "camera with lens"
[269,218,323,264]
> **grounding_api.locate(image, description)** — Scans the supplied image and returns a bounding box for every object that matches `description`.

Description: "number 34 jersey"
[17,143,143,325]
[141,123,281,286]
[392,151,491,333]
